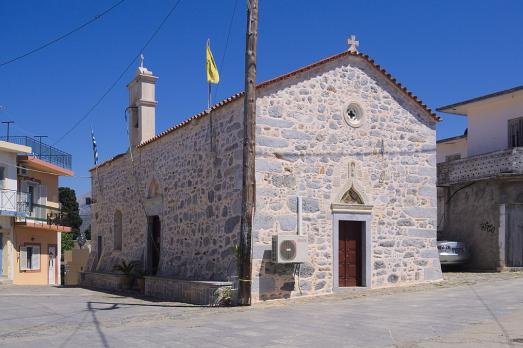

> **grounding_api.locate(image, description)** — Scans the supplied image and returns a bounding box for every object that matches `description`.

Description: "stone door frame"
[332,208,372,291]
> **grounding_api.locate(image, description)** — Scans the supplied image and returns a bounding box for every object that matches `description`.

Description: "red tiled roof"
[91,50,438,171]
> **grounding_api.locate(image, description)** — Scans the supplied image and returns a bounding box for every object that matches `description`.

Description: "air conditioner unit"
[271,235,307,264]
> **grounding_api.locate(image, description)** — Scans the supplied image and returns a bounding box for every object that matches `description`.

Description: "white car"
[437,241,470,265]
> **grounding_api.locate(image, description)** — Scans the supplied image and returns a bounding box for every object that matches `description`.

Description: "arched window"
[147,178,159,199]
[113,210,123,251]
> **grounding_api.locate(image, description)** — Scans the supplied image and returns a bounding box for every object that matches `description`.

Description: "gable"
[93,50,437,171]
[256,52,438,125]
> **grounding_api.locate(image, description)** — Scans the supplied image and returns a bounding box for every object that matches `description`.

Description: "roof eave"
[94,50,439,169]
[437,85,523,116]
[435,105,468,116]
[436,134,467,144]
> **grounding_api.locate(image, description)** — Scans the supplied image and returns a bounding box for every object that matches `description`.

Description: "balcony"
[437,147,523,186]
[0,136,72,170]
[0,189,29,217]
[17,202,66,223]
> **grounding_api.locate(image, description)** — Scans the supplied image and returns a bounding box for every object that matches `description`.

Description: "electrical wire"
[7,124,60,144]
[0,0,127,68]
[53,0,184,146]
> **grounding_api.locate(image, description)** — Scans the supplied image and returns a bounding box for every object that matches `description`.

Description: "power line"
[53,0,184,146]
[0,0,127,68]
[213,0,239,102]
[12,124,59,143]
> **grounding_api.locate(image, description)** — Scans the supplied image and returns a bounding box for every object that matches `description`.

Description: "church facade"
[88,45,442,302]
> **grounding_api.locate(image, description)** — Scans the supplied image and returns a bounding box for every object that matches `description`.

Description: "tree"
[61,232,74,251]
[59,187,82,252]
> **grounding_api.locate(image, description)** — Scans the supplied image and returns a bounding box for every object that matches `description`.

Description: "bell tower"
[127,54,158,148]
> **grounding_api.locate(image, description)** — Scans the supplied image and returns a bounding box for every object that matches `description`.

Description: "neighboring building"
[436,132,467,163]
[0,140,32,284]
[0,136,73,285]
[437,85,523,270]
[87,42,442,303]
[77,191,91,236]
[64,240,91,286]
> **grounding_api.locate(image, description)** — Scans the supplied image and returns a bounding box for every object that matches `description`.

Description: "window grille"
[508,117,523,148]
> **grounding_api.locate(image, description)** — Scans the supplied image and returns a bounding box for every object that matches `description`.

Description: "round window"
[344,103,364,128]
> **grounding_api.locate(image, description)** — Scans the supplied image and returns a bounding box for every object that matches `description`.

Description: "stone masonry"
[89,51,442,303]
[89,99,244,281]
[251,55,441,301]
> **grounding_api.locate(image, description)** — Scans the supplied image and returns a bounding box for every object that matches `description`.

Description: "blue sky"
[1,1,522,194]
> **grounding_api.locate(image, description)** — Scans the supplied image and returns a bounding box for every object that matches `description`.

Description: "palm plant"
[113,260,137,276]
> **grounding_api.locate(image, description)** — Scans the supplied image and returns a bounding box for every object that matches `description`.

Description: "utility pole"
[1,121,14,141]
[238,0,258,306]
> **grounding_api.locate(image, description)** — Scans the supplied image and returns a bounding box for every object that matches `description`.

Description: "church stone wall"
[89,53,441,303]
[89,100,244,281]
[251,55,441,301]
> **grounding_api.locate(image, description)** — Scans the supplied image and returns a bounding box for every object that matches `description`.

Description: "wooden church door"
[339,221,363,287]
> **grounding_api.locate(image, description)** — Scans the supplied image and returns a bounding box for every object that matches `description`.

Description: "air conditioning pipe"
[297,196,303,236]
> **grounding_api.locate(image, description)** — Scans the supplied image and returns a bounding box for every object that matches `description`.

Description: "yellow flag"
[206,40,220,84]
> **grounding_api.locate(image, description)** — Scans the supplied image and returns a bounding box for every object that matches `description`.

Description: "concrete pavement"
[0,272,522,347]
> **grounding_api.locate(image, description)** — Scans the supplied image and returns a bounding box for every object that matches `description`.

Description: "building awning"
[15,221,71,233]
[18,156,74,177]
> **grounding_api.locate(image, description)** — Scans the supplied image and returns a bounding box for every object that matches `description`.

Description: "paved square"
[1,273,522,347]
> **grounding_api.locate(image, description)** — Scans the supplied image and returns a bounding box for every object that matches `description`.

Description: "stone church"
[86,40,442,303]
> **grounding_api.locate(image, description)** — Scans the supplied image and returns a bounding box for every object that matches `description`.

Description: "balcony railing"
[0,136,72,170]
[437,147,523,185]
[0,189,28,217]
[17,202,68,226]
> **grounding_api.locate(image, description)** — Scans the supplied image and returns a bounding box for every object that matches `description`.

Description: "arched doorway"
[147,215,161,276]
[332,185,372,289]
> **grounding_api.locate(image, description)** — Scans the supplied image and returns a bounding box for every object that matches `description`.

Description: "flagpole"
[209,82,214,152]
[208,83,211,110]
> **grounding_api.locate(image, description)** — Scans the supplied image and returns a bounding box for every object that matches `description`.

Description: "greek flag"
[91,129,99,165]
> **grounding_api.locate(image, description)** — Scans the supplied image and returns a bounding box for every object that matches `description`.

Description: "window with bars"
[508,117,523,148]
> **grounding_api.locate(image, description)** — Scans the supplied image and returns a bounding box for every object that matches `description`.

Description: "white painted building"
[436,134,467,164]
[0,141,31,282]
[438,86,523,157]
[437,85,523,270]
